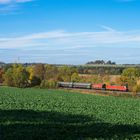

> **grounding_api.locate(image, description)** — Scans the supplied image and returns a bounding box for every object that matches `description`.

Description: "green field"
[0,87,140,140]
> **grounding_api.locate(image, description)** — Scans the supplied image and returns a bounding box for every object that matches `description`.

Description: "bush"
[71,73,81,82]
[132,84,140,94]
[30,76,41,87]
[40,80,57,89]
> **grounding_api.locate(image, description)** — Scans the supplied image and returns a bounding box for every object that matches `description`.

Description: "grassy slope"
[0,87,140,140]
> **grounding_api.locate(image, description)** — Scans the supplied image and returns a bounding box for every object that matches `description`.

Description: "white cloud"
[0,0,33,4]
[0,0,34,14]
[1,27,140,50]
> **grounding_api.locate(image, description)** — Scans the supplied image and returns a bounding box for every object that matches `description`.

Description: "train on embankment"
[57,82,128,92]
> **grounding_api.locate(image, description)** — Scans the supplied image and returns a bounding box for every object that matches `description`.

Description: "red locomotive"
[106,85,128,91]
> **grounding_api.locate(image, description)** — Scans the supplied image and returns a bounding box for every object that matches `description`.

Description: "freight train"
[57,82,128,92]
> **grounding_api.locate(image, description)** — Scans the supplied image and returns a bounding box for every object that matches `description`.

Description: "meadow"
[0,87,140,140]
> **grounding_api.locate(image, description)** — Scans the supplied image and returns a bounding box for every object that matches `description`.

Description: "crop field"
[0,87,140,140]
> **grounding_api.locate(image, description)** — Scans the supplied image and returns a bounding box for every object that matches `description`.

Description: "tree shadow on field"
[0,110,139,140]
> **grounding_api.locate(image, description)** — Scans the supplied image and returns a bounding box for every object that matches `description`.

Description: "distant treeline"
[1,62,140,76]
[86,60,116,65]
[77,66,124,75]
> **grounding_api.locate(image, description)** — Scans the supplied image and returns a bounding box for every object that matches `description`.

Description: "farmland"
[0,87,140,140]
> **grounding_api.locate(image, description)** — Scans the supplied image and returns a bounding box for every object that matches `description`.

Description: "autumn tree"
[13,64,30,88]
[71,72,81,82]
[3,68,14,86]
[45,65,59,81]
[3,64,29,88]
[122,68,140,80]
[33,64,46,81]
[121,68,140,91]
[58,66,78,82]
[27,66,41,87]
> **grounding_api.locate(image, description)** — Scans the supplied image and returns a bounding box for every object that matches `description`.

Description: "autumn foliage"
[1,64,140,92]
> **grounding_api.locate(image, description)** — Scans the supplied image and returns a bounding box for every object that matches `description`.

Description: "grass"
[0,86,140,140]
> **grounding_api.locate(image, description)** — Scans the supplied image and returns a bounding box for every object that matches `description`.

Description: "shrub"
[40,80,57,89]
[132,84,140,94]
[30,76,41,87]
[71,73,81,82]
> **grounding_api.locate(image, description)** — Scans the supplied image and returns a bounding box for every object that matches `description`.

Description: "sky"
[0,0,140,64]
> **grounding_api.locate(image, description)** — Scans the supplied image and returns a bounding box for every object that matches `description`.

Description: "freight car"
[57,82,73,88]
[57,82,128,92]
[91,84,106,90]
[73,83,91,89]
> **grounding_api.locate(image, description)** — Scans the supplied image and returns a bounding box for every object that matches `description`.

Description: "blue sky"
[0,0,140,64]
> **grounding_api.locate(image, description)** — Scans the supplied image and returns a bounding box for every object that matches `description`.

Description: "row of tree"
[77,66,124,75]
[0,64,140,93]
[86,60,116,65]
[1,64,80,88]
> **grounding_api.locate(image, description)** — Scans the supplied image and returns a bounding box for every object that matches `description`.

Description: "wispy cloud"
[0,0,33,4]
[0,0,34,14]
[116,0,137,2]
[99,25,116,32]
[1,27,140,50]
